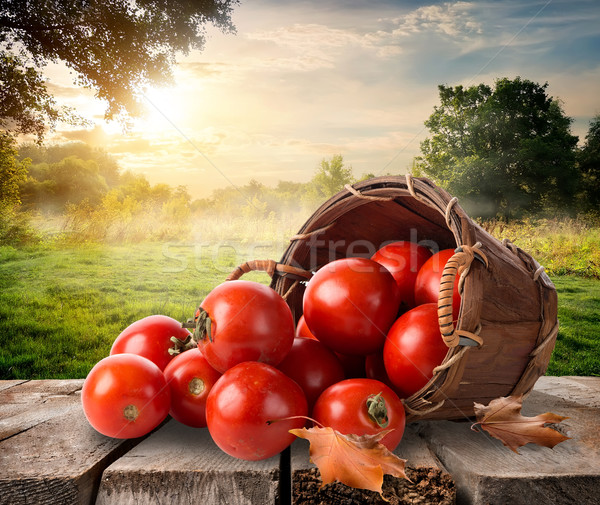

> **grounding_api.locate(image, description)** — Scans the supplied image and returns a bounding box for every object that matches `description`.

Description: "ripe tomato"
[303,257,401,355]
[81,353,170,439]
[110,314,193,371]
[196,280,295,373]
[365,351,394,389]
[295,314,317,340]
[163,348,222,428]
[276,337,345,412]
[414,249,461,322]
[371,241,432,308]
[206,361,307,461]
[383,303,449,398]
[312,378,406,451]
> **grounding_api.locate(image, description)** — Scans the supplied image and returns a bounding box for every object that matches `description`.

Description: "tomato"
[296,315,366,379]
[195,280,295,373]
[312,378,406,451]
[295,314,317,340]
[206,361,307,461]
[414,249,461,322]
[110,314,193,371]
[365,351,394,389]
[371,241,432,308]
[303,257,401,355]
[163,348,221,428]
[81,353,171,439]
[276,337,345,412]
[383,303,449,398]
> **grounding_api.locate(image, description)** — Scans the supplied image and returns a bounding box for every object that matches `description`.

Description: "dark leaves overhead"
[0,0,239,139]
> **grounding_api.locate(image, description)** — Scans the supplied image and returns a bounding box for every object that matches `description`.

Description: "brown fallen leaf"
[471,395,570,454]
[290,425,409,497]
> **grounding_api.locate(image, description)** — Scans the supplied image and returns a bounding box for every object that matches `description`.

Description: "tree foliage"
[307,154,355,202]
[0,132,28,208]
[578,114,600,212]
[415,77,579,219]
[0,0,239,139]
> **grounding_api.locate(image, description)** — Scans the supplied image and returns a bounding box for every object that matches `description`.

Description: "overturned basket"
[228,176,559,422]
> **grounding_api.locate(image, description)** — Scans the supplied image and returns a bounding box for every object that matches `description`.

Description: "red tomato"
[277,338,345,412]
[303,258,401,355]
[414,249,461,322]
[163,348,222,428]
[206,362,307,461]
[81,353,171,439]
[383,303,449,398]
[296,316,366,379]
[110,314,193,371]
[365,351,394,389]
[312,378,406,451]
[197,280,295,373]
[295,314,317,340]
[371,241,432,308]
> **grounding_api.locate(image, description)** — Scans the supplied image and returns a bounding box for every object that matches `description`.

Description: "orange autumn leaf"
[471,395,570,454]
[290,425,409,496]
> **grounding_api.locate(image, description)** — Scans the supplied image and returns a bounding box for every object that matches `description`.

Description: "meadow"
[0,214,598,379]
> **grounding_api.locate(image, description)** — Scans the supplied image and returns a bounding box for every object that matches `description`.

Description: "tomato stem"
[168,334,197,356]
[182,307,213,343]
[366,392,390,429]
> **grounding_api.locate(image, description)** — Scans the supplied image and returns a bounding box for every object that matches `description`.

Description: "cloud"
[388,2,482,38]
[57,125,109,146]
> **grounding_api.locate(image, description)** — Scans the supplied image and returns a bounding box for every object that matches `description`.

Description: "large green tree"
[577,114,600,212]
[415,77,579,219]
[0,0,238,140]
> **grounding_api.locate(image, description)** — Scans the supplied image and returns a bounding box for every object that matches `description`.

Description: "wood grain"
[0,380,136,505]
[414,376,600,505]
[96,420,282,505]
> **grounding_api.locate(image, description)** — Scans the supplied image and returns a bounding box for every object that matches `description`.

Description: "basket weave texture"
[270,176,558,422]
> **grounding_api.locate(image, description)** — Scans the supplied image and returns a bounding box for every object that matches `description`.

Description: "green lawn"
[0,243,598,379]
[0,242,279,379]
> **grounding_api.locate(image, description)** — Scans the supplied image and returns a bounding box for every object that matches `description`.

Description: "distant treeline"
[16,143,359,218]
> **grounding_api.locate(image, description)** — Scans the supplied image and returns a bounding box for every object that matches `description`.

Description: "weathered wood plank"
[0,379,28,392]
[414,376,600,505]
[291,423,456,504]
[0,379,85,440]
[0,380,136,505]
[96,419,281,505]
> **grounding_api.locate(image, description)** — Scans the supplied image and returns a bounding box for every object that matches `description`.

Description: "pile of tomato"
[81,241,459,461]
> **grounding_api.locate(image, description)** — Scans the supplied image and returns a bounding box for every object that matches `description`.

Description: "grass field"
[1,241,598,379]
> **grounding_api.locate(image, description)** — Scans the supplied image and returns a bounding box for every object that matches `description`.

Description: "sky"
[45,0,600,198]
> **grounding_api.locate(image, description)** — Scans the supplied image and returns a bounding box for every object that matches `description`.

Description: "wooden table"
[1,376,598,505]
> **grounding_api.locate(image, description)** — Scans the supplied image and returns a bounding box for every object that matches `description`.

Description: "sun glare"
[137,85,193,136]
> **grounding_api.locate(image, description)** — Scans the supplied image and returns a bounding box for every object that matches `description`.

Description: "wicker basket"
[228,176,559,422]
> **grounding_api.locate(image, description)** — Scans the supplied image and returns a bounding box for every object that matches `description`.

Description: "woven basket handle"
[226,259,313,282]
[438,243,488,348]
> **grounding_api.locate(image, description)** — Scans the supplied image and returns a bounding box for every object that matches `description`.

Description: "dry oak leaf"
[290,426,409,497]
[471,394,570,454]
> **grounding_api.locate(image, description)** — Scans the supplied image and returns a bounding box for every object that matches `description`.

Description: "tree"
[308,154,355,201]
[0,0,239,140]
[577,114,600,212]
[415,77,579,219]
[0,132,34,244]
[0,132,28,208]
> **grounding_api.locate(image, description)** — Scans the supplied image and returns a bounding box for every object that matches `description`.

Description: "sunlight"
[135,84,194,136]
